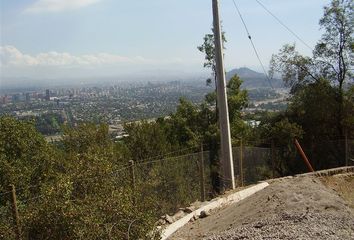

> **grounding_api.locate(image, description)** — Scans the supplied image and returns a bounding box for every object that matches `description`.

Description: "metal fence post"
[9,184,21,240]
[240,139,244,187]
[271,139,275,178]
[129,160,136,204]
[345,130,348,166]
[199,144,206,202]
[129,160,136,189]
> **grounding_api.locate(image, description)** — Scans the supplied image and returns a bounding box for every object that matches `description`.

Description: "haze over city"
[1,0,331,86]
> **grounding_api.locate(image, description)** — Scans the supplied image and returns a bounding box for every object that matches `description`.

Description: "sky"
[0,0,331,82]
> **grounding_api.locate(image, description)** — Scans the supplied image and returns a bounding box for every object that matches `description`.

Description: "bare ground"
[169,174,354,240]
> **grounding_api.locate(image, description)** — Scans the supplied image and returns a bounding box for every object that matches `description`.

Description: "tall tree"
[314,0,353,92]
[198,29,227,105]
[269,0,353,135]
[270,0,353,93]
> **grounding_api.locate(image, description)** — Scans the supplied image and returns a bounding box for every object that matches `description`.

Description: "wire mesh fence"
[233,146,273,186]
[1,139,353,239]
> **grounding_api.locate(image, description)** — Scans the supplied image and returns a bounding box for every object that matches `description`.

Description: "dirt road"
[170,174,354,240]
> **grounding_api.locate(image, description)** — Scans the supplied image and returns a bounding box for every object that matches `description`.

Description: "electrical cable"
[254,0,313,51]
[231,0,274,89]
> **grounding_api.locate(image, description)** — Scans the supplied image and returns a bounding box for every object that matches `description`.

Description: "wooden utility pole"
[212,0,235,190]
[9,185,21,240]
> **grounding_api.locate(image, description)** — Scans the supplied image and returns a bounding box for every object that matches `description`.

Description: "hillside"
[170,172,354,239]
[226,67,284,89]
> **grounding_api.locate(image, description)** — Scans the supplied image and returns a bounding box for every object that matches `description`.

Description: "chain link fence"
[1,139,353,239]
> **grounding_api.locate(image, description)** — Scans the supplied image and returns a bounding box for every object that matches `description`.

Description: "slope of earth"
[321,173,354,209]
[170,174,354,240]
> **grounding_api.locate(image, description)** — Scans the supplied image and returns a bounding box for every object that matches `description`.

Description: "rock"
[191,201,202,209]
[173,210,185,221]
[183,206,195,213]
[189,215,199,222]
[199,210,210,218]
[157,219,166,225]
[164,214,174,224]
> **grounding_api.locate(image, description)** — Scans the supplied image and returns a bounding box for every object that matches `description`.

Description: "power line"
[254,0,313,51]
[231,0,274,89]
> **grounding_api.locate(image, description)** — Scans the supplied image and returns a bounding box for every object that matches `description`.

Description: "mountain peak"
[227,67,265,79]
[226,67,284,89]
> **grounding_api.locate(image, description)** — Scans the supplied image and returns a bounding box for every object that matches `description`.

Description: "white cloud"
[0,46,202,79]
[0,45,152,67]
[25,0,102,13]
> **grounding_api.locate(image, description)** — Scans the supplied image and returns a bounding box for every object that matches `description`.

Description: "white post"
[212,0,235,190]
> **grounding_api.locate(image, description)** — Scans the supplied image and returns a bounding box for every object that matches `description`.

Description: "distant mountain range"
[226,67,284,89]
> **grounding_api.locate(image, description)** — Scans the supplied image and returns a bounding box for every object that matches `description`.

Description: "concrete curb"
[160,182,269,240]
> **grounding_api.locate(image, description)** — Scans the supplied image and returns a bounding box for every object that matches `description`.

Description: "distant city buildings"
[45,89,50,101]
[1,96,7,104]
[0,82,289,137]
[25,93,31,102]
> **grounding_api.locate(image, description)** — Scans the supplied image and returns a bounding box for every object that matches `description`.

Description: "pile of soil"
[170,174,354,240]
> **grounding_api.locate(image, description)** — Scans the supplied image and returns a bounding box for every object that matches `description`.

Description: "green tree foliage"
[0,117,55,199]
[198,28,227,109]
[35,113,64,135]
[0,119,158,239]
[259,117,304,175]
[62,123,111,154]
[270,0,353,93]
[314,0,353,91]
[289,79,340,137]
[343,85,354,132]
[263,0,354,173]
[124,120,171,161]
[227,75,248,122]
[197,30,227,88]
[121,73,249,194]
[269,44,318,92]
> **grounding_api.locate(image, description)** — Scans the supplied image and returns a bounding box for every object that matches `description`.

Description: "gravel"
[170,175,354,240]
[205,211,354,240]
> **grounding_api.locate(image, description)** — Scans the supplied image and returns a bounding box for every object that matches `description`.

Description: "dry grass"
[321,173,354,209]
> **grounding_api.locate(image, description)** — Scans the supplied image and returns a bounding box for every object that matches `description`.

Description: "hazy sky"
[0,0,331,80]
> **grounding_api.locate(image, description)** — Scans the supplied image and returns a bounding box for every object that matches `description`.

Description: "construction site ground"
[169,171,354,240]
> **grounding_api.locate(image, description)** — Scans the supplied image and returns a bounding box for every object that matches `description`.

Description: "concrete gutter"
[160,182,269,240]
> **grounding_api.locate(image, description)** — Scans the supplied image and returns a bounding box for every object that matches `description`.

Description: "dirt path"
[170,174,354,240]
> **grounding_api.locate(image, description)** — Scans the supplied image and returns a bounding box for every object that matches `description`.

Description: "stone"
[164,214,174,224]
[184,206,195,213]
[199,210,210,218]
[172,210,185,221]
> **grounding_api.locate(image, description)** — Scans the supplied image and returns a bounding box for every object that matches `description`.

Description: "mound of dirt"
[170,175,354,240]
[321,173,354,209]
